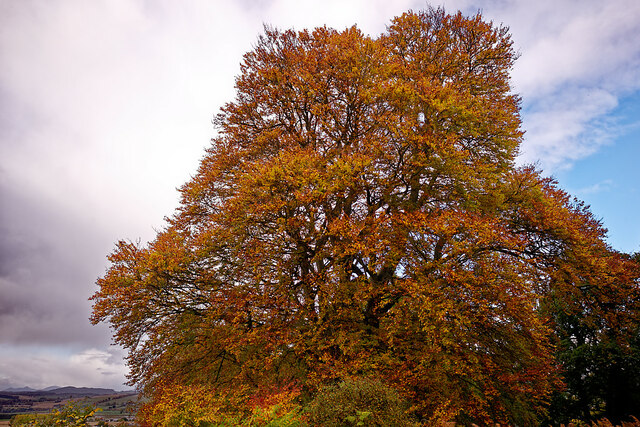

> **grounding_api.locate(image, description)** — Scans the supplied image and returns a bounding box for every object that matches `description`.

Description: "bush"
[10,413,50,426]
[304,377,419,426]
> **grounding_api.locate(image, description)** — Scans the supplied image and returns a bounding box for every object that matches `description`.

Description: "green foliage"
[304,377,419,426]
[547,323,640,424]
[345,410,372,426]
[245,403,307,427]
[544,252,640,425]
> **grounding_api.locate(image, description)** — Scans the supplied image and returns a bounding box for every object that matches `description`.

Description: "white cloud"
[517,87,619,170]
[477,0,640,172]
[260,0,420,34]
[508,0,640,98]
[574,179,615,196]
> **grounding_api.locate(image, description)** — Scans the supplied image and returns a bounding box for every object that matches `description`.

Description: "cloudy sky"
[1,0,639,391]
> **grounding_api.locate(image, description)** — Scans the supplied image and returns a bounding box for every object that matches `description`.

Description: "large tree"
[91,8,640,425]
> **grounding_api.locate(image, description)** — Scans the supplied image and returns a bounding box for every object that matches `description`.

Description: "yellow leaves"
[139,381,233,426]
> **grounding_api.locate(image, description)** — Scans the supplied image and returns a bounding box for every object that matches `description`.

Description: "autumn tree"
[91,8,640,425]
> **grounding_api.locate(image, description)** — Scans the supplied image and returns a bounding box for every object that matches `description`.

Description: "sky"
[0,0,639,391]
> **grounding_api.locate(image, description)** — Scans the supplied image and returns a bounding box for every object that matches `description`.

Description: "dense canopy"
[92,8,640,425]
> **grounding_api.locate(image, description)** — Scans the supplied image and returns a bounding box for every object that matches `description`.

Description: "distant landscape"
[0,386,137,423]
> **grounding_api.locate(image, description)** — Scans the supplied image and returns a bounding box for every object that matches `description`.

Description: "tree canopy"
[91,8,640,425]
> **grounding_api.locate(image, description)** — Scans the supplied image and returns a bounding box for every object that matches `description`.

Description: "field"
[81,392,138,421]
[0,388,138,425]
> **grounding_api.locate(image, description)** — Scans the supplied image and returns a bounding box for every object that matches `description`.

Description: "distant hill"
[44,386,117,397]
[1,386,117,397]
[1,387,37,393]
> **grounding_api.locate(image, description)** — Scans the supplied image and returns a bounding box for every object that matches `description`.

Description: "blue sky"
[0,0,639,390]
[554,93,640,253]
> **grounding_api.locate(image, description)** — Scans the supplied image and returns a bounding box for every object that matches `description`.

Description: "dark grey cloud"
[0,178,113,347]
[0,172,130,389]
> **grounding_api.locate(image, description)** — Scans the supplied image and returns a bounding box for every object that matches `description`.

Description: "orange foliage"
[91,7,640,425]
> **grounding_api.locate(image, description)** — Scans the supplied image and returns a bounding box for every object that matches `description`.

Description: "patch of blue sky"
[555,91,640,254]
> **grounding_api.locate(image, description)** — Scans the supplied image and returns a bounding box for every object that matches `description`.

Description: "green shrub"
[304,377,419,426]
